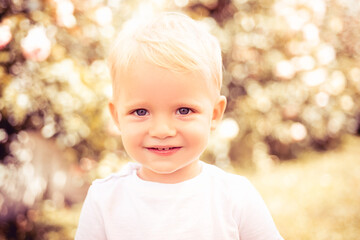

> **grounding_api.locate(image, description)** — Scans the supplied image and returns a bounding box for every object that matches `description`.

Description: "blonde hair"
[108,12,223,98]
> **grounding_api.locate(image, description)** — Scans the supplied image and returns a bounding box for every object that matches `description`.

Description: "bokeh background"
[1,0,360,239]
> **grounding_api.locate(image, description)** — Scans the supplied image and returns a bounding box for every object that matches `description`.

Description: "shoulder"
[93,161,140,183]
[203,162,252,189]
[88,162,140,199]
[202,162,260,203]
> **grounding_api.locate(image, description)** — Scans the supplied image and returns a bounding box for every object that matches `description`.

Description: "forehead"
[113,58,218,103]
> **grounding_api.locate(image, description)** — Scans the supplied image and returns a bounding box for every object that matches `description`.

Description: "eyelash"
[131,107,193,116]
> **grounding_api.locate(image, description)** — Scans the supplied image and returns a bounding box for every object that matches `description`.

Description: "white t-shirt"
[75,161,283,240]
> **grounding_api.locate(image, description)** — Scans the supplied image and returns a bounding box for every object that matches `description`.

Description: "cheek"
[120,131,144,161]
[182,121,211,146]
[120,125,144,147]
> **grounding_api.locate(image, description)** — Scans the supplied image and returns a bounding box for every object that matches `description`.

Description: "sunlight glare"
[95,6,113,26]
[303,23,319,44]
[315,92,329,107]
[316,44,336,65]
[290,122,307,141]
[302,68,327,86]
[218,118,239,140]
[174,0,189,7]
[275,60,295,79]
[292,55,315,71]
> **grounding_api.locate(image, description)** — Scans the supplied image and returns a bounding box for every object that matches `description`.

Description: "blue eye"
[177,107,191,115]
[134,109,148,116]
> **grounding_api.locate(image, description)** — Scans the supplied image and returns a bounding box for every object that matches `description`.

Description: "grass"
[249,135,360,240]
[36,135,360,239]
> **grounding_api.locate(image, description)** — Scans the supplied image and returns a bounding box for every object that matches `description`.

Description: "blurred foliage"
[1,0,360,239]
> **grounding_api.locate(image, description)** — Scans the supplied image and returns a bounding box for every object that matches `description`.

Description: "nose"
[149,115,176,139]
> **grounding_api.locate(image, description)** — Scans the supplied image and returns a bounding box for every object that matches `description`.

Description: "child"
[75,12,283,240]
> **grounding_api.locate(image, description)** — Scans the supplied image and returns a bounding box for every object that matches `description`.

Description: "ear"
[108,101,121,130]
[211,95,227,130]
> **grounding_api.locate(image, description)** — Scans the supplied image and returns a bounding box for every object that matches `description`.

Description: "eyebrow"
[175,101,203,109]
[122,100,204,111]
[122,101,149,111]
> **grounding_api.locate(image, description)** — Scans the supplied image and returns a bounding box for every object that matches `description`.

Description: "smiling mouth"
[148,147,180,151]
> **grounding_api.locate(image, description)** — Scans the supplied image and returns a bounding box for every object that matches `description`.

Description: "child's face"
[109,58,226,183]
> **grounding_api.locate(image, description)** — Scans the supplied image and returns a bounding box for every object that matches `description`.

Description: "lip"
[145,146,182,156]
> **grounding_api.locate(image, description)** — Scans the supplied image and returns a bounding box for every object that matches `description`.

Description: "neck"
[137,161,202,184]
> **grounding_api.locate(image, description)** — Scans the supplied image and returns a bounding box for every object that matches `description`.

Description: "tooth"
[155,147,173,151]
